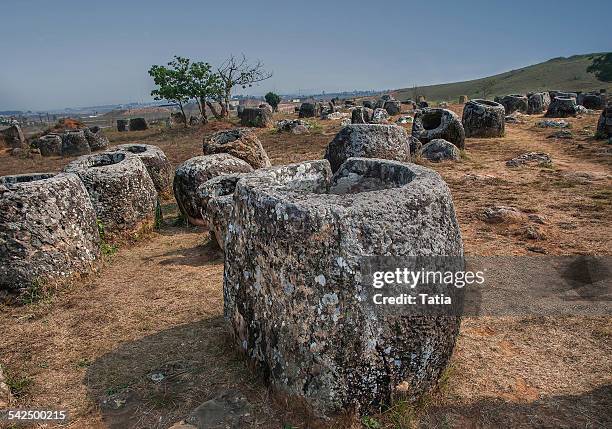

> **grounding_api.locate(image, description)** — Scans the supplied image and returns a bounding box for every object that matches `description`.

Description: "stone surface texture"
[61,130,91,156]
[421,139,460,161]
[64,152,158,234]
[203,128,271,169]
[114,144,173,195]
[223,157,463,417]
[32,134,63,156]
[500,95,528,114]
[461,99,505,138]
[324,124,411,172]
[0,173,100,291]
[545,97,578,118]
[239,107,273,128]
[83,126,109,151]
[412,108,465,149]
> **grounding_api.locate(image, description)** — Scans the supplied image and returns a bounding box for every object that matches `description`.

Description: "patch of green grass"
[20,278,50,305]
[361,415,382,429]
[4,370,33,398]
[97,219,118,256]
[105,382,130,396]
[154,201,164,230]
[76,358,91,368]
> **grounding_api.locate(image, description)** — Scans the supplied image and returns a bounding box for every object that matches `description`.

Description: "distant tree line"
[148,54,272,125]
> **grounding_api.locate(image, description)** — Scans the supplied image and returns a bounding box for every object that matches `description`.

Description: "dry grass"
[0,106,610,428]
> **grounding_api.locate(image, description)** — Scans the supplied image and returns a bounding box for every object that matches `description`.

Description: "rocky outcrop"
[224,157,463,417]
[0,173,100,292]
[461,99,505,138]
[500,95,528,114]
[239,107,273,128]
[113,144,173,195]
[83,126,109,151]
[174,154,253,226]
[31,134,63,156]
[545,97,578,118]
[421,139,460,161]
[61,129,91,156]
[128,117,148,131]
[351,107,373,124]
[299,102,321,118]
[64,152,158,235]
[203,128,271,169]
[0,125,26,148]
[324,124,412,171]
[412,108,465,149]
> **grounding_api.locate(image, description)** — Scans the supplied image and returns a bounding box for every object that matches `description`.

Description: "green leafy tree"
[264,92,281,112]
[187,61,224,123]
[148,56,191,126]
[587,53,612,82]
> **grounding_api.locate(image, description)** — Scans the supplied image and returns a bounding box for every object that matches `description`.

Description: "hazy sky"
[1,0,610,111]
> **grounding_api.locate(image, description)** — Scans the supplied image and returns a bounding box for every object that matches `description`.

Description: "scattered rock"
[420,138,460,161]
[519,225,546,240]
[506,152,552,167]
[224,158,463,417]
[322,111,348,120]
[462,99,505,138]
[113,144,173,195]
[64,152,158,234]
[504,114,524,124]
[483,206,528,224]
[412,108,465,149]
[0,173,100,292]
[536,119,570,128]
[173,154,253,226]
[547,130,573,139]
[203,128,271,169]
[277,119,310,134]
[324,124,412,171]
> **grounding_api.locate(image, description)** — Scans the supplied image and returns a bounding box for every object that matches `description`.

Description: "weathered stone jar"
[203,128,271,169]
[461,99,505,137]
[412,108,465,149]
[114,144,173,196]
[224,157,463,417]
[0,173,100,292]
[64,152,158,235]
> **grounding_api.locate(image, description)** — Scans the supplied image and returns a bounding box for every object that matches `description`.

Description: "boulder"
[64,152,158,234]
[384,99,401,115]
[324,124,412,171]
[545,97,578,118]
[31,134,63,156]
[203,128,271,169]
[351,107,374,124]
[61,129,91,156]
[224,157,463,417]
[527,93,546,114]
[113,144,173,195]
[499,95,528,114]
[116,119,128,132]
[0,125,26,148]
[461,99,505,138]
[128,117,148,131]
[83,126,109,151]
[173,154,253,226]
[412,108,465,149]
[239,107,272,128]
[299,102,321,118]
[0,173,100,292]
[277,119,310,134]
[421,139,460,161]
[371,108,390,123]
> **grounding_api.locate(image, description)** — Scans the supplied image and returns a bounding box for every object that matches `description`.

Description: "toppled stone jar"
[64,152,158,235]
[224,157,463,418]
[0,173,100,292]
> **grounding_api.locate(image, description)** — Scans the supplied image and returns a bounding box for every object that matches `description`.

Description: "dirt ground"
[0,106,610,428]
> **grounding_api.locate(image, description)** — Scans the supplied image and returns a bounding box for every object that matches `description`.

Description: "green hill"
[393,53,612,103]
